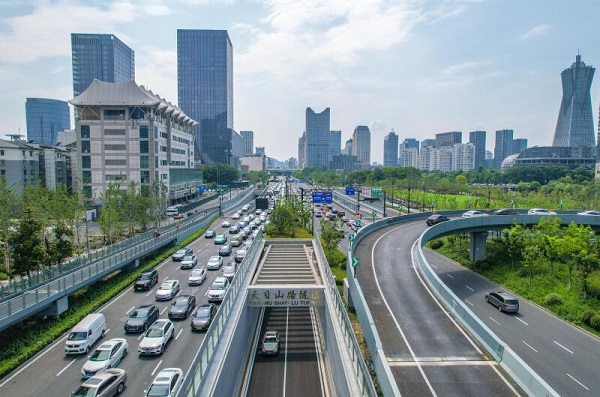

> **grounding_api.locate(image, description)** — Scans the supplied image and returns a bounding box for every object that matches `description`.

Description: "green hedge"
[0,217,216,380]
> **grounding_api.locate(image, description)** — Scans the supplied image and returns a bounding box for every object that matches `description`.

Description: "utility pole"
[383,191,387,217]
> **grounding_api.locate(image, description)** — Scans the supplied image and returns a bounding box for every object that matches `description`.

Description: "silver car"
[180,254,197,269]
[155,280,180,301]
[81,338,128,378]
[485,291,519,313]
[72,368,127,397]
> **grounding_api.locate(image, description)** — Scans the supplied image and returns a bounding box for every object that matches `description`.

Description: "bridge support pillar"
[124,258,140,272]
[42,295,69,319]
[469,231,488,262]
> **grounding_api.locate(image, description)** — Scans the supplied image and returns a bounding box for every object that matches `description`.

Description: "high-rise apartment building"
[402,147,419,168]
[399,138,419,166]
[453,143,476,171]
[352,125,371,167]
[26,98,70,145]
[177,29,235,165]
[436,131,462,147]
[512,138,528,155]
[469,131,486,169]
[304,108,330,168]
[553,55,595,148]
[383,131,399,167]
[494,129,514,170]
[71,34,135,99]
[240,131,254,155]
[329,130,341,161]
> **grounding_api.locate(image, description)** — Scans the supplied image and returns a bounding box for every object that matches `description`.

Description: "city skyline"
[0,1,598,163]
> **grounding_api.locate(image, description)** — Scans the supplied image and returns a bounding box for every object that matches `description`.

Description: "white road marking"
[56,359,77,377]
[160,306,168,315]
[138,333,145,340]
[431,264,438,269]
[151,360,163,376]
[283,307,289,397]
[515,317,528,326]
[488,317,501,326]
[146,289,154,297]
[465,285,474,292]
[126,306,135,314]
[447,274,454,279]
[554,341,574,354]
[175,329,183,340]
[566,373,589,390]
[522,341,538,353]
[464,299,474,307]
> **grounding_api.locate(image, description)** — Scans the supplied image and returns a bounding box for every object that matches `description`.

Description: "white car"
[222,220,231,228]
[207,255,223,270]
[577,210,600,216]
[231,212,241,219]
[528,208,557,215]
[461,210,489,218]
[155,280,180,301]
[188,267,207,285]
[81,338,128,378]
[138,319,174,355]
[180,253,197,269]
[145,368,183,397]
[207,277,230,302]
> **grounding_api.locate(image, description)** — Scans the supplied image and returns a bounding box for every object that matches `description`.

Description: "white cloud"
[136,47,178,104]
[519,24,550,40]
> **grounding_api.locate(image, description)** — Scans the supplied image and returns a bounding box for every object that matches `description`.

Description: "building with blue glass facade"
[25,98,70,145]
[494,129,514,170]
[71,33,135,98]
[383,131,399,167]
[469,130,486,169]
[177,29,235,165]
[304,108,330,168]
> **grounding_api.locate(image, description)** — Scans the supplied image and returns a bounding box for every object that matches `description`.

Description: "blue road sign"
[312,191,333,203]
[342,180,349,184]
[345,186,355,195]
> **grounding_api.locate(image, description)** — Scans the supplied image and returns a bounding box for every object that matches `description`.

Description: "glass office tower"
[25,98,70,145]
[469,130,486,169]
[383,131,399,167]
[71,33,135,98]
[494,129,514,170]
[305,108,330,168]
[553,54,595,148]
[177,29,234,164]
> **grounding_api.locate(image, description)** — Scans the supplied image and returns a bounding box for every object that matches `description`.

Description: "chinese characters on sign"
[247,288,324,306]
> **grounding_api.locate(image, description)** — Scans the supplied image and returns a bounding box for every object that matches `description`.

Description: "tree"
[203,164,239,186]
[99,181,125,244]
[268,205,296,236]
[0,177,17,277]
[401,167,421,214]
[8,207,48,275]
[522,245,541,286]
[320,218,343,252]
[46,221,74,266]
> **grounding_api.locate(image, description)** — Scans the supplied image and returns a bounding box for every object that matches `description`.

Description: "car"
[331,208,338,214]
[222,262,237,280]
[172,248,193,262]
[219,244,232,256]
[259,215,267,223]
[426,214,450,226]
[340,216,349,223]
[248,214,255,221]
[461,210,489,218]
[207,255,223,270]
[337,211,346,218]
[229,225,240,234]
[138,319,174,355]
[214,234,227,245]
[205,230,216,238]
[527,208,557,215]
[72,368,127,397]
[493,208,517,216]
[208,277,230,302]
[251,230,259,238]
[242,216,250,223]
[577,210,600,216]
[168,294,196,320]
[237,221,247,229]
[221,220,231,228]
[180,253,198,269]
[315,211,322,218]
[485,291,519,313]
[81,338,128,378]
[190,303,218,332]
[234,249,247,263]
[231,212,241,219]
[230,234,243,247]
[242,240,253,249]
[145,368,183,397]
[134,269,158,291]
[173,214,185,220]
[188,267,207,285]
[255,209,262,215]
[260,330,280,356]
[124,304,159,333]
[155,280,180,301]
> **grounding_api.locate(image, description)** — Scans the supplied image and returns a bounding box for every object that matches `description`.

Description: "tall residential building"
[494,129,514,170]
[469,131,486,169]
[352,125,371,167]
[304,108,330,168]
[383,131,399,167]
[177,29,235,165]
[399,138,419,166]
[402,147,419,168]
[298,132,306,169]
[329,130,341,161]
[70,80,199,204]
[453,143,475,171]
[553,55,595,148]
[240,131,254,154]
[71,33,135,99]
[436,131,462,147]
[25,98,70,145]
[512,138,528,155]
[421,139,436,149]
[342,138,353,155]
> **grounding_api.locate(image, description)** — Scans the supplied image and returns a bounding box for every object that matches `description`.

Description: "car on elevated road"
[461,210,489,218]
[426,214,450,226]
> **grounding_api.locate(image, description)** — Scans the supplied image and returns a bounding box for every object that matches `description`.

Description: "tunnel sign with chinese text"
[247,287,324,306]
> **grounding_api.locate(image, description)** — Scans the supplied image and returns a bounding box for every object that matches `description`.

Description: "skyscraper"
[329,130,341,162]
[494,129,514,170]
[553,55,595,148]
[298,132,305,169]
[383,131,399,167]
[25,98,70,145]
[240,131,254,155]
[71,34,135,98]
[304,108,330,168]
[177,29,234,164]
[469,130,486,169]
[399,138,419,166]
[352,126,371,167]
[512,138,528,155]
[436,131,462,147]
[342,138,353,155]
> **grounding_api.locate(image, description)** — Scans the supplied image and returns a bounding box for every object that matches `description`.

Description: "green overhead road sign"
[355,219,361,227]
[352,257,359,267]
[348,233,355,243]
[372,210,376,217]
[372,188,382,198]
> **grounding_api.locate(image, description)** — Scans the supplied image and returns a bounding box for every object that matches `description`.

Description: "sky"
[0,0,599,164]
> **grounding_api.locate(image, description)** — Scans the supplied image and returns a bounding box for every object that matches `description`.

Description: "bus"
[166,204,183,217]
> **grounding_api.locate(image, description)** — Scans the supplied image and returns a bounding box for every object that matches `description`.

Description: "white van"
[166,206,179,217]
[65,313,107,354]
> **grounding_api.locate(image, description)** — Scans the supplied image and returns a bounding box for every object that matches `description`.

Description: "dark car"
[134,269,158,291]
[190,304,217,332]
[172,248,193,261]
[337,211,346,218]
[124,304,159,333]
[168,295,197,320]
[426,214,450,226]
[205,230,216,238]
[485,291,519,313]
[494,208,517,216]
[218,244,232,256]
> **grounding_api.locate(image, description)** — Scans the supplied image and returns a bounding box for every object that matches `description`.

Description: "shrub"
[585,271,600,299]
[544,293,562,306]
[430,239,444,249]
[581,310,596,325]
[475,259,491,270]
[515,267,529,278]
[590,314,600,331]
